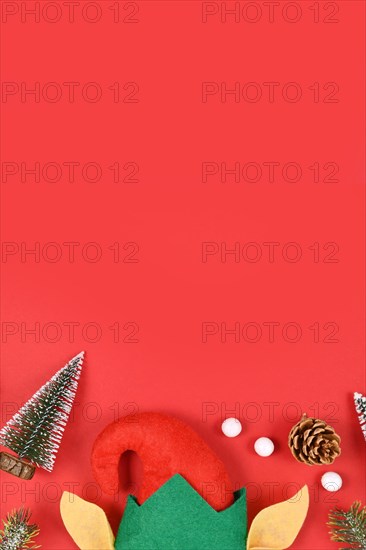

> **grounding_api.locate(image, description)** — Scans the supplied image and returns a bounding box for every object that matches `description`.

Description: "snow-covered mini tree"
[0,352,84,479]
[354,392,366,441]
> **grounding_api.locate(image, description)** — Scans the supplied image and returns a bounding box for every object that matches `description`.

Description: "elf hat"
[61,412,309,549]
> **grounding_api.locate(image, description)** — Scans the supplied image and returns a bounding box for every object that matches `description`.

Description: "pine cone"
[288,413,341,465]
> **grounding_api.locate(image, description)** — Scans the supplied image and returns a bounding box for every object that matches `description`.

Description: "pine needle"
[328,501,366,549]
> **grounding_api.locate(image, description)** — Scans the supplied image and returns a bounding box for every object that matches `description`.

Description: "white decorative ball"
[321,471,343,492]
[254,437,275,457]
[222,418,242,438]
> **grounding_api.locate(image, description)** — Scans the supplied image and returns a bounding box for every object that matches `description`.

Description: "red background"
[0,1,365,548]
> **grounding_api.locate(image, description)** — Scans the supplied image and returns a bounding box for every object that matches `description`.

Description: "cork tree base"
[0,451,36,480]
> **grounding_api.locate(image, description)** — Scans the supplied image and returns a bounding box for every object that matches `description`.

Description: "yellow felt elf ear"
[60,491,115,550]
[247,485,309,550]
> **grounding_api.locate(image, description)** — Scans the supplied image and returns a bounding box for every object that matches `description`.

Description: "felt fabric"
[114,474,247,550]
[60,491,115,550]
[92,412,234,511]
[246,485,309,550]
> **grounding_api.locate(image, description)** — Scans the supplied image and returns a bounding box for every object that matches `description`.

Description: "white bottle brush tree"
[0,352,84,479]
[354,392,366,441]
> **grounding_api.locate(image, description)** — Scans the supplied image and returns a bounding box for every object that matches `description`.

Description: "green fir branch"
[328,501,366,549]
[0,508,40,550]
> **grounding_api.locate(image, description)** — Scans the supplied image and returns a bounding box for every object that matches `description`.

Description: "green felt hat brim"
[115,474,247,550]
